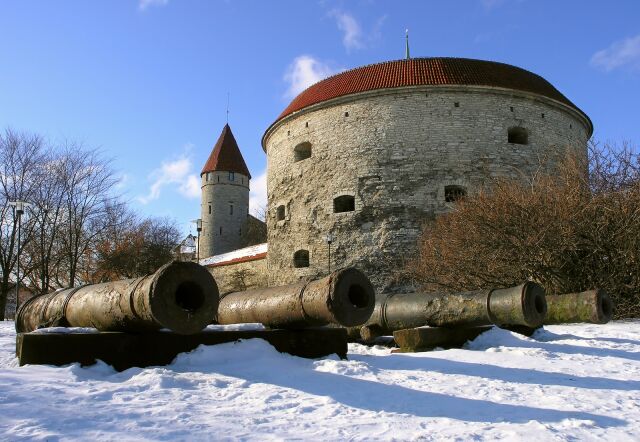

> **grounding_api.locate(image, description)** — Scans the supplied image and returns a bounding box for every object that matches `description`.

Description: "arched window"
[445,185,467,203]
[294,142,312,162]
[276,205,286,221]
[333,195,355,213]
[293,250,309,268]
[508,127,528,145]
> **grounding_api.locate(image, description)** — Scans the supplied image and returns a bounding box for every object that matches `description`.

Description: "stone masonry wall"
[207,257,268,295]
[263,86,591,296]
[200,171,250,258]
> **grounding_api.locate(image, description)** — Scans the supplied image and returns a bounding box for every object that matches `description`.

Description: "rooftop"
[202,124,251,178]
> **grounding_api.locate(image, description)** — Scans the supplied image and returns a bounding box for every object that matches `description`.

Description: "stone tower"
[200,124,251,258]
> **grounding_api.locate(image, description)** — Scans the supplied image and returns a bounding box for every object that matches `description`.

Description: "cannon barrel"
[16,261,219,335]
[217,268,375,328]
[544,289,613,325]
[360,282,547,341]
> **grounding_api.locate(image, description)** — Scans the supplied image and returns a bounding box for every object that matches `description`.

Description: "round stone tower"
[200,124,251,258]
[262,57,593,294]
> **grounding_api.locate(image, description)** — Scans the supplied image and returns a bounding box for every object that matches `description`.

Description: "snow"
[1,320,640,440]
[199,243,267,267]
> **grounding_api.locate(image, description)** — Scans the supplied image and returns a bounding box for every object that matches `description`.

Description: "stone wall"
[207,257,268,295]
[263,85,591,296]
[200,171,250,258]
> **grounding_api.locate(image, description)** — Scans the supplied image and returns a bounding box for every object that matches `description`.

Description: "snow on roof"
[200,242,267,267]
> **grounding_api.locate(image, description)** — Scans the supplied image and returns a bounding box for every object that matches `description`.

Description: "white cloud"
[139,0,168,11]
[249,169,267,219]
[284,55,337,98]
[329,10,364,51]
[138,151,200,205]
[591,34,640,72]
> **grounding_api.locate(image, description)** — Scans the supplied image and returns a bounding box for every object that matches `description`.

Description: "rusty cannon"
[216,268,375,329]
[16,261,219,335]
[359,282,547,341]
[544,289,613,325]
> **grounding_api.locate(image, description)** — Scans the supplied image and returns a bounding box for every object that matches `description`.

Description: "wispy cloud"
[329,10,364,51]
[138,147,200,204]
[249,169,267,219]
[139,0,168,12]
[284,55,338,98]
[591,34,640,72]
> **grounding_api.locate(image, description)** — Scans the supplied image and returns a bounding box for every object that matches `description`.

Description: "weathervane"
[226,92,230,124]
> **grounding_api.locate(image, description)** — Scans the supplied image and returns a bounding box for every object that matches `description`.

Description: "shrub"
[409,142,640,318]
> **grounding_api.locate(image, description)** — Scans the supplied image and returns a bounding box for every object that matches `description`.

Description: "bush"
[409,142,640,318]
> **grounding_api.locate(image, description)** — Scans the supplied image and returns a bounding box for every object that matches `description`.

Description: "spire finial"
[226,92,230,124]
[405,29,410,60]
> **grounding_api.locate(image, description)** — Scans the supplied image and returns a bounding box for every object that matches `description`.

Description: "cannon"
[216,268,375,329]
[359,282,547,341]
[16,261,219,335]
[544,289,613,325]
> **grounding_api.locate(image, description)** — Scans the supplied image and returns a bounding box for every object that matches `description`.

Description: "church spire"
[405,29,410,60]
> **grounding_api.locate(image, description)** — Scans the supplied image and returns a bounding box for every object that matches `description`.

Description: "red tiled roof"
[202,124,251,178]
[206,252,267,268]
[275,58,589,124]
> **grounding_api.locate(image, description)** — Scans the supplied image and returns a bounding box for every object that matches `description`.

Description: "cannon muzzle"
[217,267,375,328]
[16,261,219,335]
[544,289,613,325]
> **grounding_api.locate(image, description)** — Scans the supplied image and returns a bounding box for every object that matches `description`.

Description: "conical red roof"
[201,124,251,178]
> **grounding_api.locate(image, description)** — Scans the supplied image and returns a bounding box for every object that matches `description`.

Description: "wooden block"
[392,326,492,353]
[16,327,347,371]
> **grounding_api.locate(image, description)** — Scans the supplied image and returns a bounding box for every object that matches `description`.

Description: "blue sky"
[1,0,639,235]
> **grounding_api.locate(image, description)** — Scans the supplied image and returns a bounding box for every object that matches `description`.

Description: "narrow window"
[333,195,355,213]
[294,142,312,162]
[508,127,528,145]
[219,226,222,235]
[305,122,309,128]
[230,204,234,215]
[217,175,220,183]
[276,205,286,221]
[287,130,290,136]
[206,173,209,182]
[510,106,514,112]
[445,185,467,203]
[344,111,349,117]
[229,172,235,181]
[454,102,460,108]
[208,205,211,214]
[541,113,545,118]
[293,250,310,268]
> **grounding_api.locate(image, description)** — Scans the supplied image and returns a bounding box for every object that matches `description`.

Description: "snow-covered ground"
[1,321,639,441]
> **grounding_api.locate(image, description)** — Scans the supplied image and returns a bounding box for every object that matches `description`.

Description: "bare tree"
[55,145,119,287]
[0,129,46,319]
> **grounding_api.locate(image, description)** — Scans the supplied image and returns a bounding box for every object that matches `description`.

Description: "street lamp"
[192,219,202,261]
[323,233,335,274]
[8,200,31,312]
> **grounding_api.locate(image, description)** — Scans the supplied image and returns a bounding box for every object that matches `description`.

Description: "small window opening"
[276,205,286,221]
[508,127,528,145]
[219,226,223,235]
[287,130,290,136]
[510,106,514,112]
[541,113,545,118]
[294,142,312,162]
[305,122,309,128]
[229,172,235,181]
[208,205,211,214]
[454,102,460,108]
[217,175,220,182]
[570,124,573,129]
[334,195,355,213]
[344,111,349,117]
[230,204,234,215]
[445,185,467,203]
[293,250,310,268]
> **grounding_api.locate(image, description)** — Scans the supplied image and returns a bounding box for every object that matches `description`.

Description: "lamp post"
[192,219,202,262]
[8,200,31,312]
[196,219,202,261]
[323,233,335,274]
